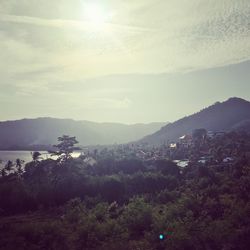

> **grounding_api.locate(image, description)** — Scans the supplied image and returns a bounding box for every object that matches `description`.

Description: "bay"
[0,151,81,168]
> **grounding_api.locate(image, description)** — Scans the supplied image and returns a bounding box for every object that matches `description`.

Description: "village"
[82,129,250,170]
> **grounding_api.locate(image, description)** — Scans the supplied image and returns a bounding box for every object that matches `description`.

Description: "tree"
[5,160,14,171]
[100,177,125,202]
[122,197,153,237]
[15,159,25,175]
[31,151,41,162]
[53,135,80,162]
[192,128,207,143]
[155,160,180,177]
[15,159,22,168]
[1,168,7,177]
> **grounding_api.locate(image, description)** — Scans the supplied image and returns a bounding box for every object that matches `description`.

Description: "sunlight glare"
[84,3,113,29]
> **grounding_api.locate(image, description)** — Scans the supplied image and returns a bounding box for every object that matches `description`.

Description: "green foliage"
[121,197,153,237]
[0,219,69,250]
[32,151,41,162]
[1,132,250,249]
[53,135,80,162]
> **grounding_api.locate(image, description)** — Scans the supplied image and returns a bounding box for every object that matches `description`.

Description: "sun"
[84,3,113,29]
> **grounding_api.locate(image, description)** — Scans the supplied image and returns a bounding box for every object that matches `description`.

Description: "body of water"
[0,151,82,168]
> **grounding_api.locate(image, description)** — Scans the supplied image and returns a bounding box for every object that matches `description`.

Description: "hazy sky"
[0,0,250,123]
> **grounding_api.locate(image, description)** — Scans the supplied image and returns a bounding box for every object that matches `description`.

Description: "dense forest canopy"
[0,131,250,250]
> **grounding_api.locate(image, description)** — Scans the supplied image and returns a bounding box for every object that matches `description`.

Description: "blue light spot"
[159,234,165,240]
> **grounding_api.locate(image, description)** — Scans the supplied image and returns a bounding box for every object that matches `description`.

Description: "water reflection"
[0,151,82,168]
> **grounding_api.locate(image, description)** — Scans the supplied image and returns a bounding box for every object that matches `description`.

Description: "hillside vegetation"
[141,98,250,145]
[0,118,165,149]
[1,132,250,250]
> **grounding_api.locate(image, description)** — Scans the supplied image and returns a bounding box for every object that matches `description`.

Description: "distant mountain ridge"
[0,118,166,149]
[140,97,250,145]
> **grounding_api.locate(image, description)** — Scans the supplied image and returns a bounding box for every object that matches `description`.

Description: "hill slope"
[0,118,166,149]
[140,97,250,145]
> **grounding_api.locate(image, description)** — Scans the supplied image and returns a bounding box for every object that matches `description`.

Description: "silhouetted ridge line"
[140,97,250,145]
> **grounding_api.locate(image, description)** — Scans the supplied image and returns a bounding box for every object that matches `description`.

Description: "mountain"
[140,97,250,145]
[0,118,166,149]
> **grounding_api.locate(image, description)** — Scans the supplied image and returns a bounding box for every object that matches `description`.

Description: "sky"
[0,0,250,124]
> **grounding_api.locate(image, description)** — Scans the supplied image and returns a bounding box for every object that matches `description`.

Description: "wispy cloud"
[0,14,151,33]
[0,0,249,121]
[0,0,249,79]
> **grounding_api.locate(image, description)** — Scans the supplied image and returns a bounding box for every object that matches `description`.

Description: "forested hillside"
[0,118,165,149]
[1,132,250,250]
[141,97,250,145]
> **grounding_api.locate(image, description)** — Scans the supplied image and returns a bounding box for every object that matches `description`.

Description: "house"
[207,131,226,139]
[198,156,213,164]
[223,157,234,163]
[170,143,178,149]
[84,157,97,166]
[136,150,147,159]
[215,131,226,137]
[207,131,215,139]
[179,134,193,148]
